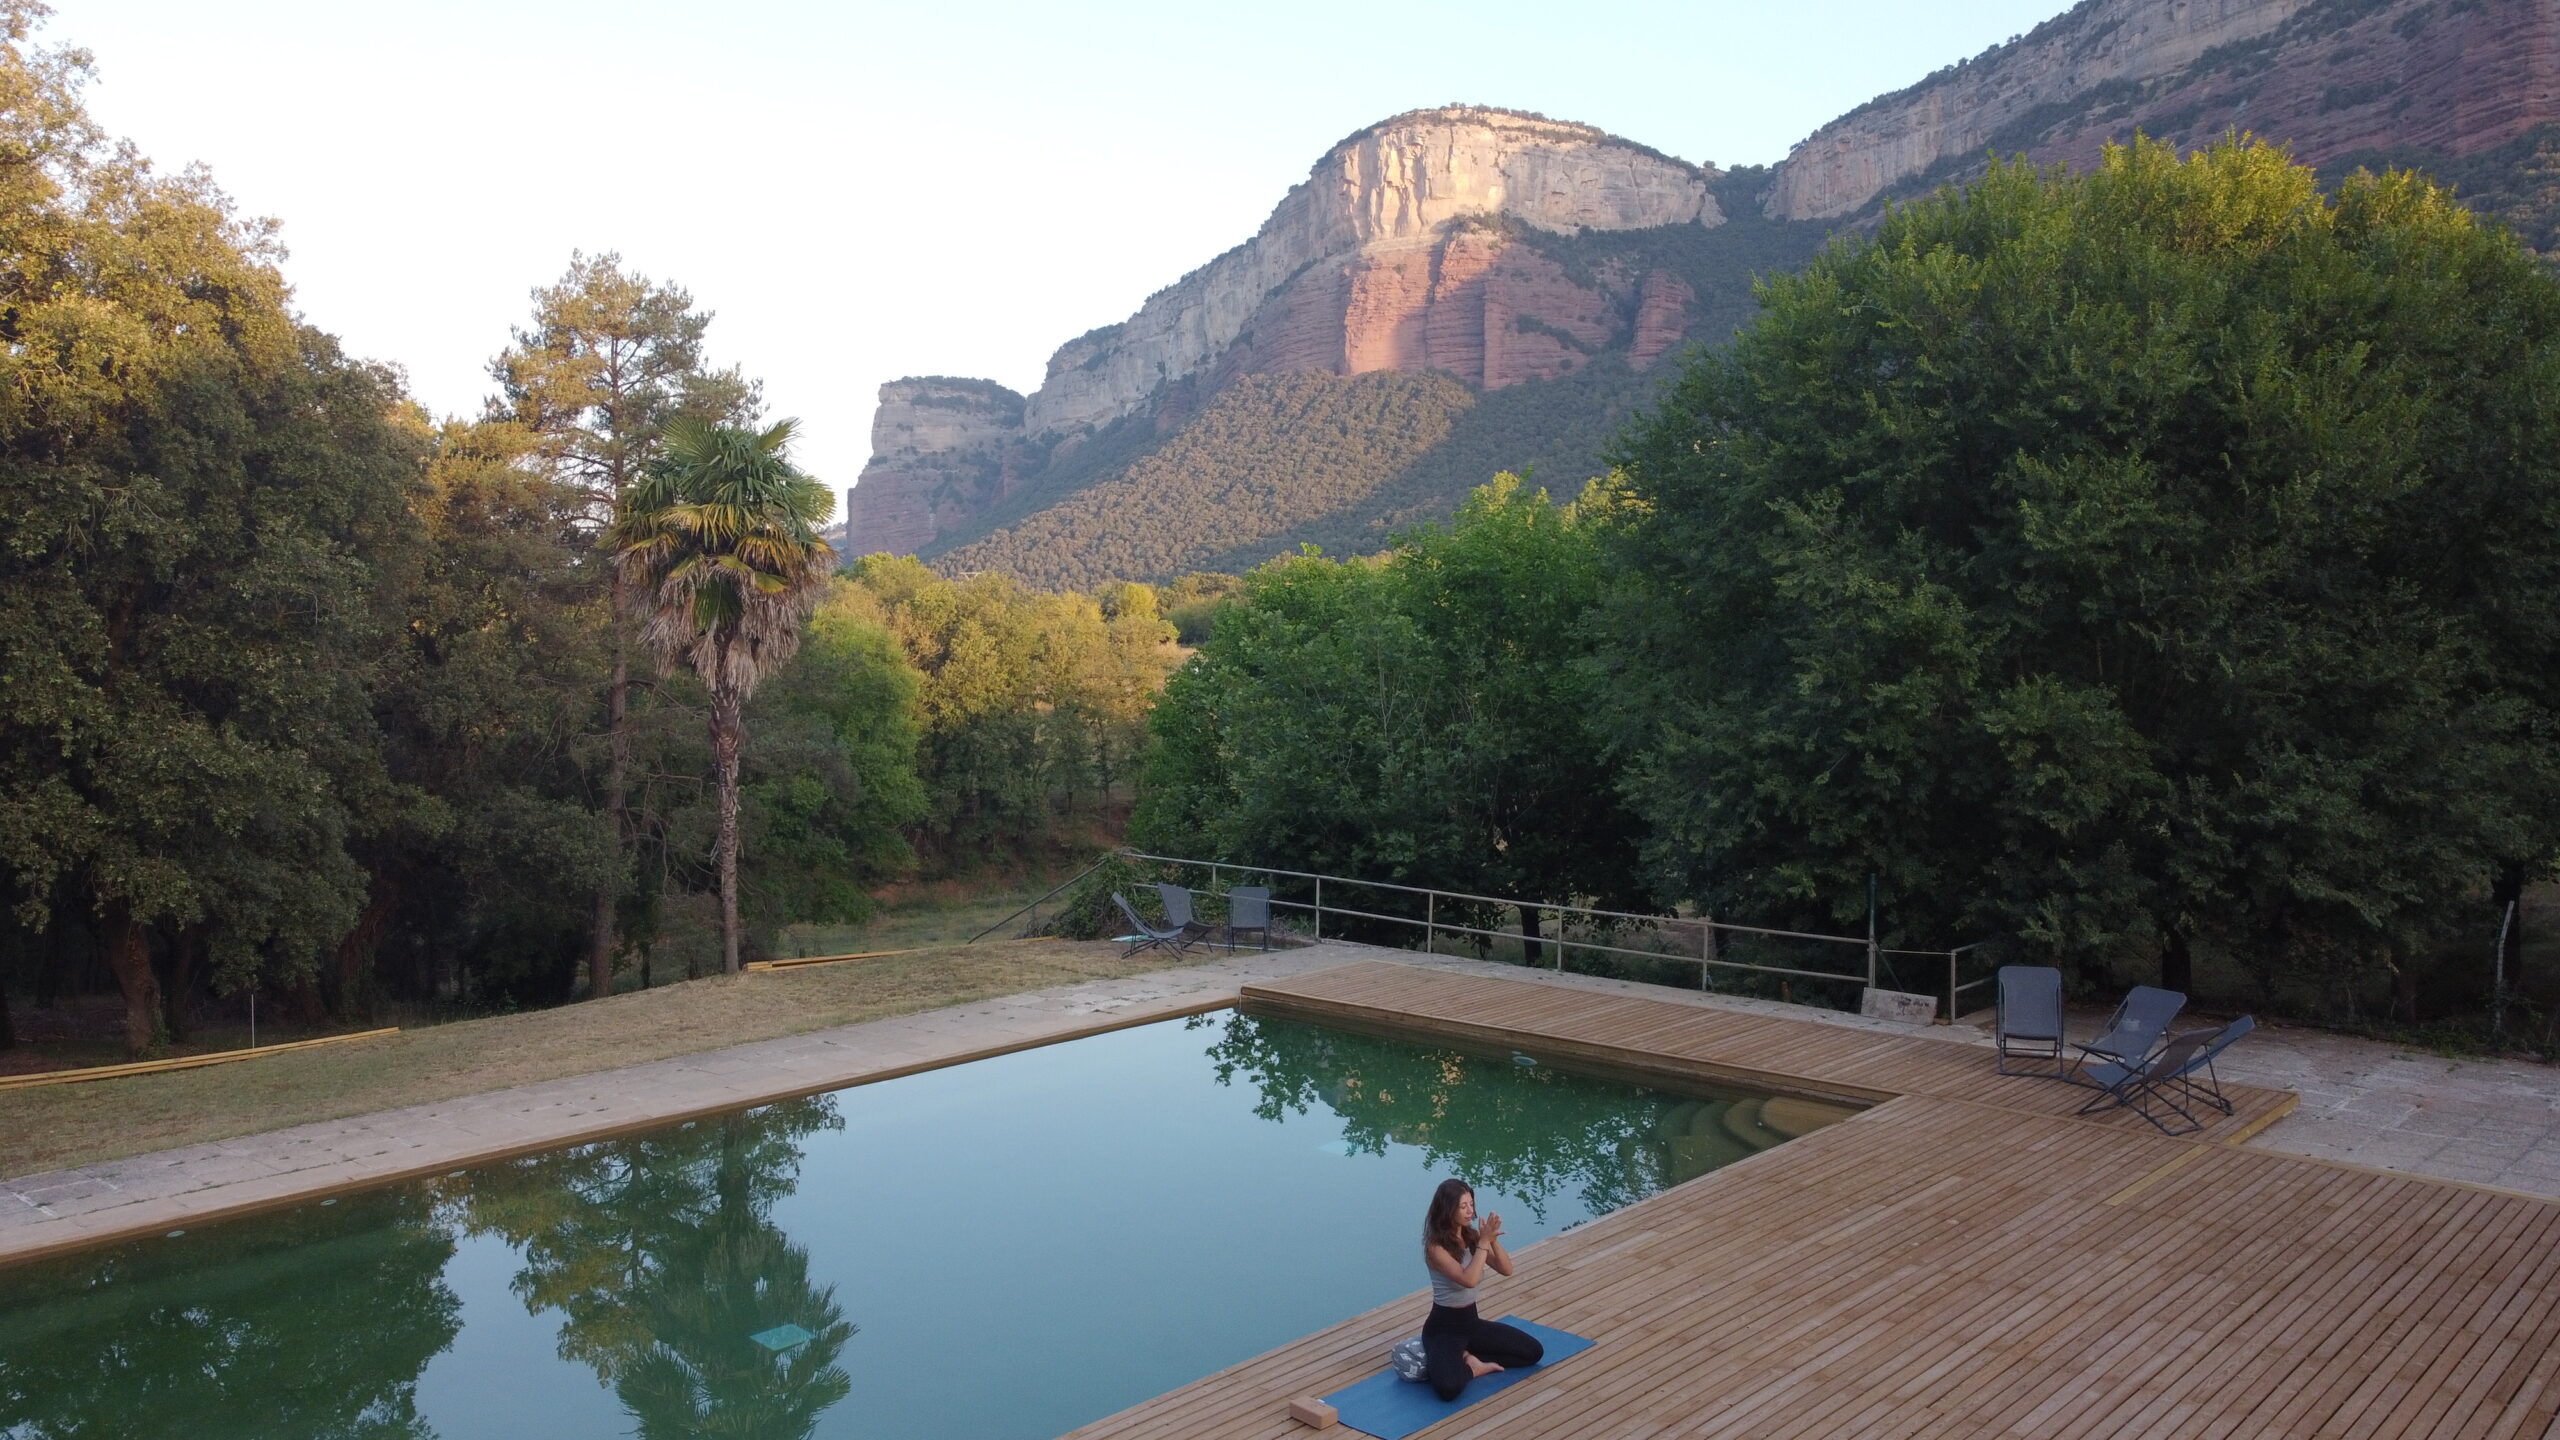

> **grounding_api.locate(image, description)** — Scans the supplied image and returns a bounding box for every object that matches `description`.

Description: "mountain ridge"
[849,0,2559,585]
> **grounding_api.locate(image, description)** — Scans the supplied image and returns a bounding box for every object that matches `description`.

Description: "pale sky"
[55,0,2066,511]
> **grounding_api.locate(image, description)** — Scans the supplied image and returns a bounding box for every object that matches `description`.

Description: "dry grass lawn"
[0,938,1184,1181]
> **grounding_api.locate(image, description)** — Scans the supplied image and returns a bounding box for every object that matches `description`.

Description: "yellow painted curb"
[0,1028,401,1092]
[744,936,1065,973]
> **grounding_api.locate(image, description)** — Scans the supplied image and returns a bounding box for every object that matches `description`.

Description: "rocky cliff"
[1767,0,2558,222]
[848,378,1025,559]
[1768,0,2315,221]
[852,1,2560,578]
[845,107,1731,557]
[2029,0,2560,183]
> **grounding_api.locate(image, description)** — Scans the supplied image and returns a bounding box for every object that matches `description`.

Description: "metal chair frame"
[1995,965,2068,1077]
[1112,892,1196,959]
[2073,1017,2254,1135]
[2065,985,2187,1088]
[1225,885,1273,951]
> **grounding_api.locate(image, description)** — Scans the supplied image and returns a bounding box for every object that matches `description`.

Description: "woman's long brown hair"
[1425,1178,1480,1260]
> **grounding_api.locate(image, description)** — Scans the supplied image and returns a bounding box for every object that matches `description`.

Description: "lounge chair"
[1226,885,1273,951]
[1155,883,1218,948]
[1112,892,1196,959]
[2073,1016,2256,1134]
[2162,1014,2254,1117]
[2066,984,2186,1087]
[1995,966,2067,1077]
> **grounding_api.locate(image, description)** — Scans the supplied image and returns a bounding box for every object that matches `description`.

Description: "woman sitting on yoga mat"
[1420,1178,1544,1401]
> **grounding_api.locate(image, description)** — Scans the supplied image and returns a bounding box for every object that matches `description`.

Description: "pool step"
[1757,1095,1861,1139]
[1662,1101,1754,1180]
[1721,1097,1785,1151]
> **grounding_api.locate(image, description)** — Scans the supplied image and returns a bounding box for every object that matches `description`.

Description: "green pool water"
[0,1010,1853,1440]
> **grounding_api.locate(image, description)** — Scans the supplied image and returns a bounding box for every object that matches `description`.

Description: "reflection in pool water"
[0,1011,1851,1440]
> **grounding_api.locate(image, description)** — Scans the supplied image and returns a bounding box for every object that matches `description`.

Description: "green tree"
[840,557,1175,863]
[491,251,758,1001]
[607,420,835,975]
[1599,137,2560,999]
[642,581,929,955]
[0,7,428,1052]
[1134,476,1644,952]
[361,415,622,1011]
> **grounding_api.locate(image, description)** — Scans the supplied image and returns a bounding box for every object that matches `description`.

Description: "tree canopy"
[1134,476,1644,946]
[1597,136,2560,996]
[0,8,427,1050]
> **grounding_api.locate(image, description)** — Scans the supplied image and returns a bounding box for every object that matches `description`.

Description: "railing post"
[1313,876,1322,942]
[1426,892,1436,955]
[1866,873,1879,990]
[1702,914,1715,990]
[1945,949,1958,1025]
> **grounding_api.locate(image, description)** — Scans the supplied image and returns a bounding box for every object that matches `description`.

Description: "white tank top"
[1428,1241,1479,1307]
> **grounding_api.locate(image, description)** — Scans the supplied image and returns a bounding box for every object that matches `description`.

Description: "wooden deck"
[1063,962,2560,1440]
[1240,961,2299,1143]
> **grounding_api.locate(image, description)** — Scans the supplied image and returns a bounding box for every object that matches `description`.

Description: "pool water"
[0,1010,1854,1440]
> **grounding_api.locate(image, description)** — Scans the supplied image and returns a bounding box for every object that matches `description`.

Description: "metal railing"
[1122,850,1990,1023]
[965,855,1116,944]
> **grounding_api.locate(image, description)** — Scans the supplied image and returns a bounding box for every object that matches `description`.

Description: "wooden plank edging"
[0,1028,401,1093]
[742,936,1066,972]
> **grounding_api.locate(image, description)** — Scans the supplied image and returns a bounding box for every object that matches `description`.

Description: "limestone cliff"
[847,106,1727,557]
[2030,0,2560,183]
[843,378,1024,560]
[1023,108,1720,438]
[1765,0,2558,222]
[1768,0,2314,221]
[854,10,2559,571]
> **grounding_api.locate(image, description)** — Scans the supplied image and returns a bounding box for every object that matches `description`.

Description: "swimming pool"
[0,1009,1854,1440]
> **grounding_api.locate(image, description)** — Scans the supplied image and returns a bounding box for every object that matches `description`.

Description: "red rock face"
[844,378,1023,557]
[2034,0,2559,174]
[1215,229,1686,392]
[1629,270,1697,371]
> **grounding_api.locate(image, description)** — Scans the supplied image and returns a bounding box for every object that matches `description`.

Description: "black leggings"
[1422,1303,1544,1401]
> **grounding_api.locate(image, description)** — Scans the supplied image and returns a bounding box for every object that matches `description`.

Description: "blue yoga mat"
[1322,1317,1595,1440]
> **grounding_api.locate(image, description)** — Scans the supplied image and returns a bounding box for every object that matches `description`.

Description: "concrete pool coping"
[0,945,1356,1267]
[9,941,2560,1268]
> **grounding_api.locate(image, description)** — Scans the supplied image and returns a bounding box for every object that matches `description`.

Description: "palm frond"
[602,417,837,701]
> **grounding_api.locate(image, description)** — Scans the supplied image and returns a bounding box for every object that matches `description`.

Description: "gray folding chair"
[1995,966,2066,1077]
[2074,1016,2254,1135]
[1112,893,1194,959]
[1226,886,1272,951]
[2066,985,2186,1088]
[1155,883,1216,949]
[2163,1014,2254,1117]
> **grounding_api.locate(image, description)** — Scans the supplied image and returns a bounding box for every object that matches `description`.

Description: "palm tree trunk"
[712,681,745,975]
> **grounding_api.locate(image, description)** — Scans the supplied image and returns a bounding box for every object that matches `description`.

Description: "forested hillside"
[927,206,1839,586]
[931,373,1477,588]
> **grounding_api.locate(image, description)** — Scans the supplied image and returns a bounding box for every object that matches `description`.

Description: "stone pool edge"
[0,946,1358,1269]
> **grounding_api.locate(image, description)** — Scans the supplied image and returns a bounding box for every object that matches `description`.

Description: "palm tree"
[605,418,835,974]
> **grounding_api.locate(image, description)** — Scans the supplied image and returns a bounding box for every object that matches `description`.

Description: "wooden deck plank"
[1057,962,2559,1440]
